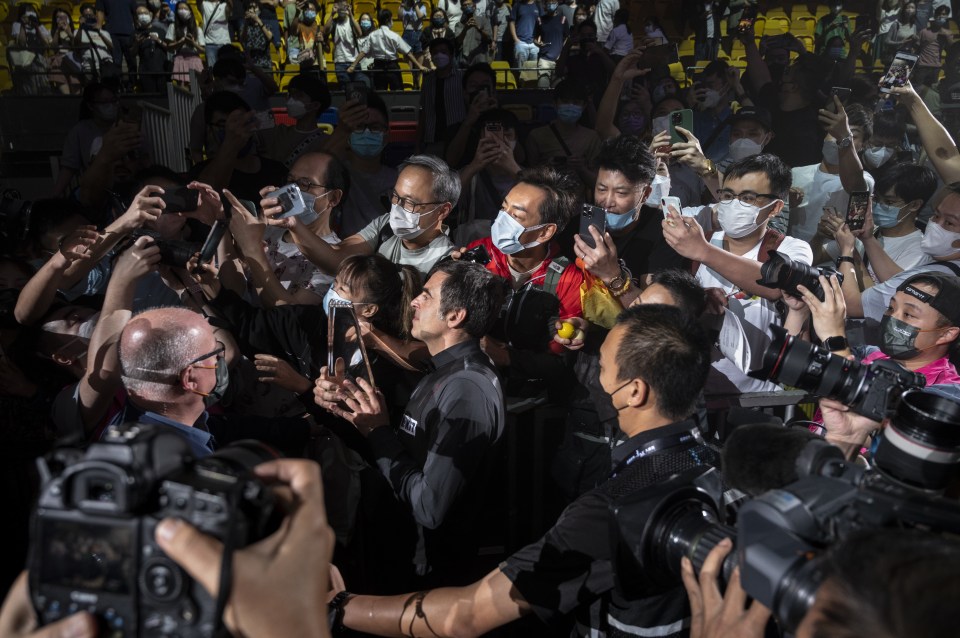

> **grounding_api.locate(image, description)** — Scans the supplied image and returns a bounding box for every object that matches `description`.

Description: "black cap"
[729,106,772,131]
[897,272,960,327]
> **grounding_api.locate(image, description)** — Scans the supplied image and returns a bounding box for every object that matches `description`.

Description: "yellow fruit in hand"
[557,321,576,339]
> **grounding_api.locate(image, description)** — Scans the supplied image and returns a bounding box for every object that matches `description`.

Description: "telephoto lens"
[756,251,843,301]
[873,389,960,491]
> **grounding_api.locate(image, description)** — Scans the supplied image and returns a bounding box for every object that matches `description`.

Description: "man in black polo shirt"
[334,304,717,637]
[574,134,689,307]
[316,259,507,586]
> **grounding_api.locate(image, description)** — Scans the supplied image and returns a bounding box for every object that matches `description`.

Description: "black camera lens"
[672,112,682,122]
[199,439,281,476]
[874,390,960,491]
[757,251,843,301]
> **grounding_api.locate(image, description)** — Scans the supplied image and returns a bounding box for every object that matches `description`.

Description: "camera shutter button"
[143,560,182,601]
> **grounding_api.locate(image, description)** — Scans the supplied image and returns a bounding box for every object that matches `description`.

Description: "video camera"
[612,378,960,632]
[28,424,281,637]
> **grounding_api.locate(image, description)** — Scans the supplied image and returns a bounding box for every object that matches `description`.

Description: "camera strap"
[610,428,703,479]
[212,486,243,637]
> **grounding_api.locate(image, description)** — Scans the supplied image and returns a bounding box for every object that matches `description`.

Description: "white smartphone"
[661,196,683,218]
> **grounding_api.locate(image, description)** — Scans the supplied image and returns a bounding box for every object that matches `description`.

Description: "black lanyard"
[610,429,701,478]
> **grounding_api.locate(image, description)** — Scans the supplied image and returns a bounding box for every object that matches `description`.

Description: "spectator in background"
[96,0,137,83]
[350,10,426,91]
[815,3,852,55]
[490,0,511,61]
[74,4,115,84]
[455,0,493,66]
[399,0,428,68]
[555,19,614,106]
[131,3,167,93]
[418,38,466,154]
[526,79,601,186]
[10,4,51,95]
[592,0,619,43]
[261,74,332,167]
[864,109,910,177]
[604,8,631,63]
[256,0,282,53]
[287,1,323,71]
[509,0,542,68]
[883,1,919,63]
[716,106,775,174]
[420,8,456,68]
[53,82,121,197]
[693,0,721,61]
[435,0,465,31]
[914,6,954,88]
[200,0,231,67]
[324,0,365,87]
[536,1,569,88]
[875,0,903,64]
[50,9,83,95]
[240,0,275,72]
[444,63,499,167]
[690,60,739,161]
[166,1,205,85]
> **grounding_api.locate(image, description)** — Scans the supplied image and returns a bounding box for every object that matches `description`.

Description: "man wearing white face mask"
[260,75,332,167]
[784,100,876,242]
[690,61,742,162]
[663,153,813,342]
[840,185,960,322]
[715,106,774,174]
[282,154,459,279]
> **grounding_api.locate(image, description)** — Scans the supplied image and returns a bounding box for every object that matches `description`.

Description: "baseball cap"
[897,272,960,327]
[729,106,772,131]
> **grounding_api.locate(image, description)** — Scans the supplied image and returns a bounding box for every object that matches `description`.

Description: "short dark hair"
[872,108,907,141]
[288,74,332,111]
[876,163,938,208]
[323,153,350,206]
[365,91,389,124]
[428,260,505,338]
[649,269,707,318]
[723,153,792,199]
[204,90,251,124]
[516,166,583,232]
[596,135,656,188]
[25,199,92,250]
[846,102,874,140]
[554,78,588,103]
[814,530,960,638]
[462,63,496,90]
[613,305,711,421]
[378,8,391,24]
[212,58,246,82]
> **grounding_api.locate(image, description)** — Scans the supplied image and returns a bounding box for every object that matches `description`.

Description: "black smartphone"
[641,43,679,68]
[579,204,607,249]
[669,109,693,144]
[846,191,870,231]
[460,244,491,265]
[345,80,368,104]
[484,121,504,141]
[879,51,919,94]
[830,86,852,105]
[232,196,260,219]
[160,187,199,214]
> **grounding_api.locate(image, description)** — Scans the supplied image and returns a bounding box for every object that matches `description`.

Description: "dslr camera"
[612,389,960,632]
[29,424,280,637]
[749,324,925,422]
[757,250,844,301]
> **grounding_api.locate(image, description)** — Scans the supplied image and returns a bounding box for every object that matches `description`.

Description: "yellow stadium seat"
[814,5,831,19]
[764,16,790,36]
[678,37,695,58]
[491,61,515,89]
[355,1,376,18]
[668,61,686,87]
[318,123,335,135]
[790,5,815,22]
[793,16,816,36]
[753,16,765,37]
[0,67,12,93]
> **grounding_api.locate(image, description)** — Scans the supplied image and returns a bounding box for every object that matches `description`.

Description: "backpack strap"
[543,255,570,298]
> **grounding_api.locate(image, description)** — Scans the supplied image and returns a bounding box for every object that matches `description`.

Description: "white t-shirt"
[696,230,813,340]
[260,229,340,302]
[333,19,360,63]
[786,164,876,243]
[867,230,932,281]
[592,0,619,42]
[861,260,960,321]
[200,0,231,45]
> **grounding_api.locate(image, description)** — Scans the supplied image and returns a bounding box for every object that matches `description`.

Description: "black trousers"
[372,58,403,92]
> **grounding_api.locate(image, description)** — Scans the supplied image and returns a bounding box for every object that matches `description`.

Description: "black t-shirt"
[757,83,823,168]
[613,206,691,278]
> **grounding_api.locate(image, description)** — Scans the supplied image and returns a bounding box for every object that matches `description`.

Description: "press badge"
[400,414,419,436]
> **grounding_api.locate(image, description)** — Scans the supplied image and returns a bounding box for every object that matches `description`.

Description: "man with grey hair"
[262,154,459,279]
[117,307,228,458]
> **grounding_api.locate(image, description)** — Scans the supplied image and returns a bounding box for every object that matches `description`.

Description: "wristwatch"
[605,260,632,292]
[699,158,718,178]
[837,136,853,151]
[328,591,354,633]
[821,335,849,352]
[835,255,855,267]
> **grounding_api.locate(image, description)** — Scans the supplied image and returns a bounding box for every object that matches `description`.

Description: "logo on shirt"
[400,414,418,436]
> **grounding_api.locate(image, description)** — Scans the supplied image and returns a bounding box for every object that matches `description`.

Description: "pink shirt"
[861,349,960,386]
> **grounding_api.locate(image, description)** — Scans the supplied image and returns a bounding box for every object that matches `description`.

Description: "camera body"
[757,250,843,301]
[29,424,278,637]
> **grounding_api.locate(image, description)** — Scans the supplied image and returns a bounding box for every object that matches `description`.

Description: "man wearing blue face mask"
[526,79,601,186]
[573,136,689,309]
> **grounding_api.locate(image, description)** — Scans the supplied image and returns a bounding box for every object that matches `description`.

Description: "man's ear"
[764,199,786,223]
[936,326,960,348]
[445,307,468,330]
[905,198,923,215]
[181,366,201,393]
[328,188,344,209]
[436,202,453,224]
[625,377,650,409]
[535,222,558,243]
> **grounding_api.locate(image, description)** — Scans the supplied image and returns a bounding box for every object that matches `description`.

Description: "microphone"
[722,424,843,495]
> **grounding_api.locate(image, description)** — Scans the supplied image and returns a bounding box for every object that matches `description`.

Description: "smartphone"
[460,244,491,265]
[484,121,504,141]
[846,191,870,231]
[232,196,259,218]
[661,196,682,218]
[160,187,199,214]
[345,80,368,104]
[327,300,376,385]
[579,204,607,249]
[195,219,228,270]
[273,183,309,219]
[830,86,852,105]
[668,109,693,144]
[879,51,919,94]
[641,43,679,68]
[736,4,758,34]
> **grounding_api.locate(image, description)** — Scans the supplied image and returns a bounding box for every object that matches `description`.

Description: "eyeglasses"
[286,175,330,192]
[390,191,444,215]
[185,341,225,370]
[716,189,778,206]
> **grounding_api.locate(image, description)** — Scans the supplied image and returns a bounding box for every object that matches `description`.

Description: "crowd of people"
[3,0,960,637]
